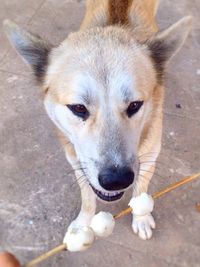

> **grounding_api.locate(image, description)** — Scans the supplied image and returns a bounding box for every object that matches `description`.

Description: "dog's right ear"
[3,19,52,83]
[148,16,192,82]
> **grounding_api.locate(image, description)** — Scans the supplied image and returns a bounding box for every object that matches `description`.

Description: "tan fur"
[108,0,133,25]
[44,0,191,239]
[81,0,159,39]
[4,0,192,240]
[46,0,162,192]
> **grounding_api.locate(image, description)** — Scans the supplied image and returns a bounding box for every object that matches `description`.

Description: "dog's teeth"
[90,184,124,201]
[103,192,115,196]
[101,191,123,197]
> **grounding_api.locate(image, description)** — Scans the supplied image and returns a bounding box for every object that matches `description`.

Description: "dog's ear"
[3,19,52,83]
[148,16,192,80]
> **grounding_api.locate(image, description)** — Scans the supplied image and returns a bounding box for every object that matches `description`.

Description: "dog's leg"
[68,169,97,230]
[131,143,161,240]
[58,131,97,230]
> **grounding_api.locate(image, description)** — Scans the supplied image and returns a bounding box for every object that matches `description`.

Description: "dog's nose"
[98,166,134,191]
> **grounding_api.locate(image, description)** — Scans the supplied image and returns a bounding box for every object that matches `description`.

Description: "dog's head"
[4,17,191,201]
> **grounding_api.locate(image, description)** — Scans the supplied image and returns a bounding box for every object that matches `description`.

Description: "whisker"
[73,167,88,173]
[139,169,164,179]
[138,151,159,158]
[139,159,170,168]
[65,167,87,177]
[71,161,89,168]
[70,174,86,188]
[137,173,159,188]
[139,163,164,173]
[76,174,86,183]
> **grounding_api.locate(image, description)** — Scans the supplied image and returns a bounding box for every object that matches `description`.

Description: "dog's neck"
[80,0,158,41]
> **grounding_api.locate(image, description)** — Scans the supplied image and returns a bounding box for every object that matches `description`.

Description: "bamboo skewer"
[114,172,200,219]
[24,172,200,267]
[24,244,66,267]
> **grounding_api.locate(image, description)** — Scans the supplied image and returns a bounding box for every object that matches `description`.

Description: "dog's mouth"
[90,184,124,202]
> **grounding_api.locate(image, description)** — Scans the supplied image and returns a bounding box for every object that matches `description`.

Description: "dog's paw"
[63,226,95,252]
[68,217,89,232]
[132,213,155,240]
[67,211,95,232]
[67,220,81,232]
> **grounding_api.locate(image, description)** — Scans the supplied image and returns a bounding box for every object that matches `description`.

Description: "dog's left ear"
[3,19,52,83]
[148,16,192,79]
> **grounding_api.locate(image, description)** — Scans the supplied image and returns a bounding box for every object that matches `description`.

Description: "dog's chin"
[90,184,124,202]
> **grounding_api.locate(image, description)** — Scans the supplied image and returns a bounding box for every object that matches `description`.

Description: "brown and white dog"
[4,0,192,240]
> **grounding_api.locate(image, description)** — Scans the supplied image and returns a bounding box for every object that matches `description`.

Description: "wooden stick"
[24,172,200,267]
[114,172,200,219]
[24,244,66,267]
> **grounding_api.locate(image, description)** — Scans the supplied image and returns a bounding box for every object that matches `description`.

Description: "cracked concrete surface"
[0,0,200,266]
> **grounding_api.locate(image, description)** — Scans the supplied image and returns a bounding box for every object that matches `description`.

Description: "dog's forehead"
[46,29,155,103]
[70,71,135,105]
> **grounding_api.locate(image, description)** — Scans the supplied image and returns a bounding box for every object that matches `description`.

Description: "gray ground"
[0,0,200,266]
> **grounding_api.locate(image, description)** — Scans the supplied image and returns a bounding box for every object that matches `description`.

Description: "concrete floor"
[0,0,200,266]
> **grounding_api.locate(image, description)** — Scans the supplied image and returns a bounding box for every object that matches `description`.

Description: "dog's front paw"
[132,213,155,240]
[68,216,90,231]
[63,216,95,251]
[67,210,95,233]
[63,225,95,252]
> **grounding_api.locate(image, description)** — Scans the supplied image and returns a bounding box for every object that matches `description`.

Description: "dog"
[4,0,192,240]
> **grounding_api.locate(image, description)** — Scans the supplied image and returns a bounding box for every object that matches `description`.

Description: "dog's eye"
[126,101,144,117]
[67,104,89,120]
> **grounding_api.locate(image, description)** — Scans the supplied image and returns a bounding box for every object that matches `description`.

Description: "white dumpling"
[63,226,95,252]
[90,211,115,238]
[129,193,154,216]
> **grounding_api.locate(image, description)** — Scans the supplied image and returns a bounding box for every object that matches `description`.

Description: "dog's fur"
[4,0,192,240]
